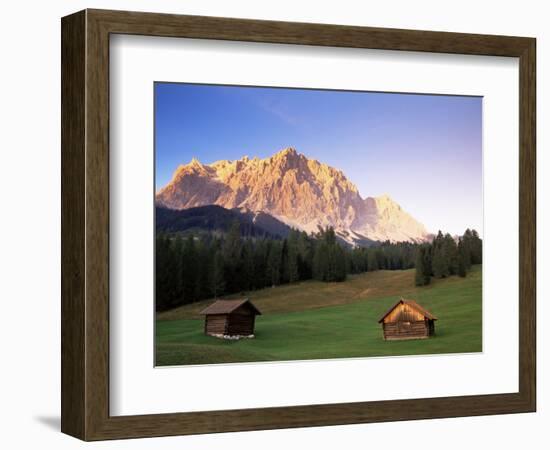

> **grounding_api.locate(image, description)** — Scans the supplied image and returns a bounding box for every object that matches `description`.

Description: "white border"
[110,35,519,416]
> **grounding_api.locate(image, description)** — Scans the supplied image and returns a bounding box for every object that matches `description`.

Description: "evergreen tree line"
[415,229,482,286]
[156,222,420,312]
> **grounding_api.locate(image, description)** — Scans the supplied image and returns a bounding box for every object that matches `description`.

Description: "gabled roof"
[199,298,262,315]
[378,298,437,323]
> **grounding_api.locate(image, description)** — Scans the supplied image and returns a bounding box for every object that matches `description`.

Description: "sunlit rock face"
[156,147,430,244]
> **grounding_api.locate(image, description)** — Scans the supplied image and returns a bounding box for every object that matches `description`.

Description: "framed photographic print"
[61,9,536,440]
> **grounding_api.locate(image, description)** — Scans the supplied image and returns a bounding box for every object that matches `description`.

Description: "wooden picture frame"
[61,9,536,441]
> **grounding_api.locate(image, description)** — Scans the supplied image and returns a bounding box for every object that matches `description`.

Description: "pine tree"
[367,249,379,271]
[471,229,483,264]
[422,243,432,276]
[415,247,426,286]
[432,249,446,278]
[414,245,432,286]
[312,240,329,281]
[222,220,243,292]
[266,241,283,286]
[350,247,366,273]
[457,238,467,277]
[181,235,198,302]
[422,244,432,284]
[378,247,388,270]
[330,244,347,282]
[311,227,347,282]
[443,233,458,275]
[211,249,226,298]
[172,235,185,304]
[156,234,181,311]
[194,239,210,300]
[432,231,449,278]
[253,239,268,289]
[285,231,300,283]
[295,231,312,279]
[462,229,474,269]
[241,240,255,292]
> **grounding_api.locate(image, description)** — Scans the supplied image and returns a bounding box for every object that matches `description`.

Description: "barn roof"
[378,298,437,323]
[199,298,262,316]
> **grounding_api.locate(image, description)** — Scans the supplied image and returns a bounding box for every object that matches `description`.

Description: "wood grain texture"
[89,8,532,56]
[61,9,537,441]
[61,10,86,439]
[382,321,430,340]
[518,39,536,410]
[85,9,111,440]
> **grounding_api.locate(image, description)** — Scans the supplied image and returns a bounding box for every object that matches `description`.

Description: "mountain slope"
[361,195,430,243]
[156,205,292,238]
[156,148,429,243]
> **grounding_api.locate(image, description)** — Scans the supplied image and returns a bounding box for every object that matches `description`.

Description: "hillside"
[157,265,480,320]
[156,266,482,366]
[156,205,292,238]
[156,147,429,244]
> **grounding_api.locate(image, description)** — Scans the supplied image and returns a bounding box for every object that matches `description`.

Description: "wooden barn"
[199,298,261,338]
[378,298,437,341]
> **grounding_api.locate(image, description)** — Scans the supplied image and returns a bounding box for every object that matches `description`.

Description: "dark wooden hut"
[378,298,437,341]
[200,298,261,338]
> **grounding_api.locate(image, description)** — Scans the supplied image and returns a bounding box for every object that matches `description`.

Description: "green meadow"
[155,265,482,366]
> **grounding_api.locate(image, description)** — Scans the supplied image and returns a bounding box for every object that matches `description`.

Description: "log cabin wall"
[226,312,255,336]
[205,314,228,335]
[383,320,429,340]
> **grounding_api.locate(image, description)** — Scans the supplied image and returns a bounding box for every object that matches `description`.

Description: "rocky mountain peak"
[156,148,430,244]
[189,156,202,166]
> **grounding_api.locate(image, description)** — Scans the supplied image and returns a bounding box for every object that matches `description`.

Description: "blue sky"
[155,83,482,236]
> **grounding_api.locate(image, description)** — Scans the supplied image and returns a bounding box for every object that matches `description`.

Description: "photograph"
[154,82,483,367]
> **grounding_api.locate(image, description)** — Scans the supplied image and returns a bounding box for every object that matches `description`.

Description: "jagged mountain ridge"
[156,147,430,244]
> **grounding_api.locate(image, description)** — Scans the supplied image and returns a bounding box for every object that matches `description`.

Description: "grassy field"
[156,266,482,366]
